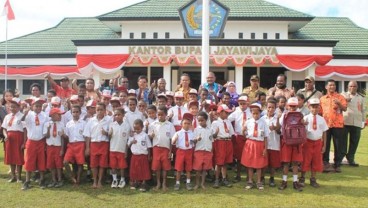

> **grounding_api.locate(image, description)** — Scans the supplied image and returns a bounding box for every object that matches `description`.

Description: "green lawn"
[1,130,368,207]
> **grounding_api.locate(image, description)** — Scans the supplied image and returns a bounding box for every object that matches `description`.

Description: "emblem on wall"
[179,0,229,38]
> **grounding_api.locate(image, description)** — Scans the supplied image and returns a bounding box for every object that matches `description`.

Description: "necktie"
[313,115,317,130]
[193,117,197,128]
[242,111,247,127]
[224,121,229,133]
[138,89,143,101]
[35,114,40,126]
[178,107,182,120]
[53,122,57,137]
[8,114,15,127]
[253,122,258,137]
[185,132,189,147]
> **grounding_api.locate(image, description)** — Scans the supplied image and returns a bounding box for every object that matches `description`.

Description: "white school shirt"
[125,109,145,130]
[193,126,213,152]
[262,114,280,150]
[304,114,329,141]
[173,129,195,150]
[43,121,64,146]
[298,106,310,116]
[65,119,86,143]
[1,111,24,132]
[109,121,130,153]
[245,118,269,142]
[228,107,252,135]
[192,114,212,129]
[128,132,152,155]
[62,109,87,126]
[168,105,188,126]
[211,118,235,139]
[83,115,112,142]
[144,117,157,132]
[24,111,48,140]
[148,120,176,150]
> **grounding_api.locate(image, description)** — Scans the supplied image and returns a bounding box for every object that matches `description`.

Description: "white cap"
[70,95,79,102]
[51,96,61,105]
[10,97,22,105]
[128,89,136,95]
[174,91,184,98]
[287,97,298,106]
[165,91,174,97]
[238,96,248,102]
[309,98,320,105]
[249,102,262,110]
[110,97,120,103]
[189,89,198,94]
[102,90,112,98]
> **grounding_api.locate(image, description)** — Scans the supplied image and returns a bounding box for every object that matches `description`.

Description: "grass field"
[0,130,368,207]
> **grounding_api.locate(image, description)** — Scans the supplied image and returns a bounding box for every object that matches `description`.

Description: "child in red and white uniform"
[211,104,235,188]
[278,97,306,192]
[168,91,188,131]
[299,98,328,188]
[172,113,195,191]
[228,95,251,182]
[64,105,86,185]
[1,98,25,183]
[193,111,214,190]
[62,95,86,125]
[144,105,157,133]
[22,98,47,190]
[165,91,175,109]
[44,108,65,188]
[125,98,145,130]
[83,102,112,188]
[148,106,175,191]
[262,99,281,187]
[128,119,152,192]
[108,108,130,189]
[242,103,269,190]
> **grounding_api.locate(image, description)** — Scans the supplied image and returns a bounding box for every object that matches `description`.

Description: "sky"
[0,0,367,42]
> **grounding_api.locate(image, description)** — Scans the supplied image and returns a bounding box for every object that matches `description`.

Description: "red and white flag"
[2,0,15,20]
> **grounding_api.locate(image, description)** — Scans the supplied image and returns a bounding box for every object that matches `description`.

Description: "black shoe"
[348,161,359,167]
[232,175,241,183]
[22,181,31,190]
[298,177,305,187]
[39,179,46,189]
[269,177,276,187]
[293,181,303,192]
[278,180,287,190]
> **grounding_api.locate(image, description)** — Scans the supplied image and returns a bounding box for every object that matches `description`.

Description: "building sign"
[129,46,277,56]
[179,0,229,38]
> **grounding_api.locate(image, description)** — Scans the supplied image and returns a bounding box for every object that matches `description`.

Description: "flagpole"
[5,15,8,90]
[201,0,210,84]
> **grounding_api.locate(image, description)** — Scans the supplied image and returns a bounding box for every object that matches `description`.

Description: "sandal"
[245,182,253,190]
[257,182,264,191]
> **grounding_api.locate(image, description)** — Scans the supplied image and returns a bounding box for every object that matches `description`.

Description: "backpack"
[282,112,306,145]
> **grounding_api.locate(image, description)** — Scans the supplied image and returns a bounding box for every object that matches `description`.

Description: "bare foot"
[201,184,206,189]
[97,183,103,189]
[92,183,97,189]
[153,184,161,191]
[193,185,199,190]
[162,185,168,192]
[71,177,77,184]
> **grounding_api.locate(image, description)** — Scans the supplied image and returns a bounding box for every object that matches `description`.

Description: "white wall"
[224,21,288,39]
[121,21,185,39]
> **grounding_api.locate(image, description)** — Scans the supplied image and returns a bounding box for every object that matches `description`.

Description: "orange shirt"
[320,92,347,128]
[53,84,76,99]
[177,87,194,103]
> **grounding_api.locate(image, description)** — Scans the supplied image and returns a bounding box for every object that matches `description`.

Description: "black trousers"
[342,125,362,163]
[323,127,345,167]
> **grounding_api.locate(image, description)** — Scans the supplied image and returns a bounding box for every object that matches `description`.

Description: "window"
[23,80,44,95]
[315,81,340,94]
[251,33,255,39]
[263,33,268,39]
[0,80,16,94]
[221,33,225,38]
[129,33,134,39]
[150,67,164,84]
[165,32,170,39]
[141,32,146,39]
[292,81,305,94]
[238,33,243,39]
[259,67,287,89]
[153,32,158,39]
[242,67,257,89]
[122,67,164,89]
[275,33,280,39]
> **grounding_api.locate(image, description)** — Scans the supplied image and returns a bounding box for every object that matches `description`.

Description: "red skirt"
[241,139,268,169]
[302,139,323,172]
[232,135,246,160]
[213,140,233,166]
[4,131,24,165]
[130,154,151,181]
[25,139,46,171]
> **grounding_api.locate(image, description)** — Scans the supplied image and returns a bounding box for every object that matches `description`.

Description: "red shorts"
[46,146,63,169]
[213,140,233,166]
[152,147,171,171]
[90,142,109,168]
[267,149,281,168]
[281,140,303,163]
[64,142,85,165]
[25,139,46,171]
[109,152,127,169]
[302,139,323,172]
[130,154,151,181]
[232,135,246,160]
[193,150,213,171]
[175,149,193,172]
[4,131,24,165]
[241,139,268,169]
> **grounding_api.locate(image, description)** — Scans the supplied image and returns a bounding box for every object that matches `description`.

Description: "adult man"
[296,76,323,103]
[341,81,365,167]
[199,72,222,102]
[320,79,347,172]
[45,73,76,99]
[267,74,294,99]
[149,78,168,104]
[242,75,267,103]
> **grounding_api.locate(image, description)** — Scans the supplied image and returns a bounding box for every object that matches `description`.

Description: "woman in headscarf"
[217,81,239,109]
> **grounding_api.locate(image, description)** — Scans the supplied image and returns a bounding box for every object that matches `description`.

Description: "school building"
[1,0,368,96]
